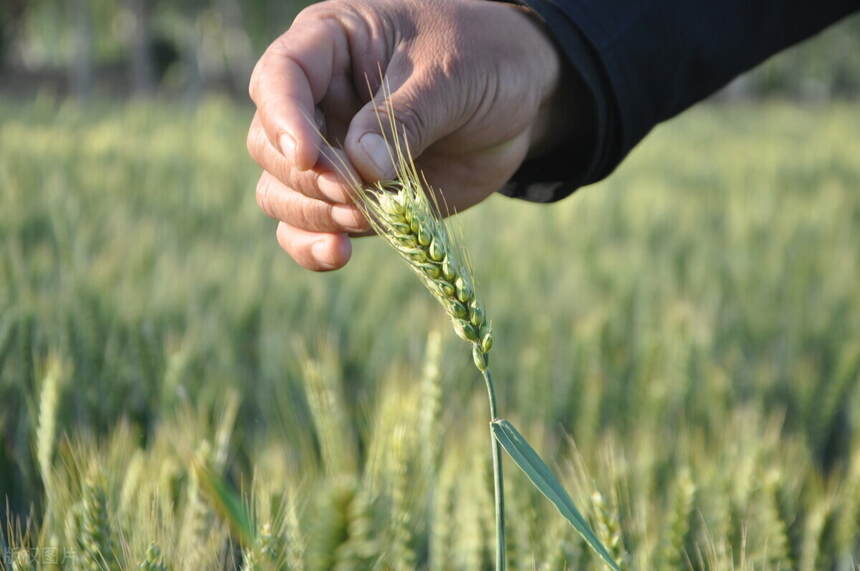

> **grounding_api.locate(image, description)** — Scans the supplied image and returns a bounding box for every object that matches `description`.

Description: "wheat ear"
[79,469,117,570]
[322,81,505,569]
[36,354,63,501]
[341,125,494,372]
[659,467,695,571]
[592,491,628,570]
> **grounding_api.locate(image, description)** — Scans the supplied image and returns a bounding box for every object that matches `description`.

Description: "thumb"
[345,70,452,183]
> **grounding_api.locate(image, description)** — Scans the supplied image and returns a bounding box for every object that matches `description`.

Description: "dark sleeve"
[500,0,860,203]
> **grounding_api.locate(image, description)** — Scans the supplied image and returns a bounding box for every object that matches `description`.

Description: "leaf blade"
[193,461,255,548]
[491,419,620,570]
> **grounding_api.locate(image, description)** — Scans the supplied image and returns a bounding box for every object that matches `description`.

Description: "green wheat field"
[1,98,859,570]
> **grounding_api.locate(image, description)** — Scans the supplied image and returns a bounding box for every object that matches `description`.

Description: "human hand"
[247,0,584,271]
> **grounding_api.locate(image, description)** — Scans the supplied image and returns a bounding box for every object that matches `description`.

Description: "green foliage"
[1,99,860,569]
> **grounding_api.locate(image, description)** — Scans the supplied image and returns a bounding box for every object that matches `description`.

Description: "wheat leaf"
[193,462,255,548]
[491,419,620,570]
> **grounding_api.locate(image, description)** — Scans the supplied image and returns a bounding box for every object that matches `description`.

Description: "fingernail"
[318,174,350,203]
[359,133,395,180]
[311,239,337,269]
[331,205,365,232]
[279,132,296,163]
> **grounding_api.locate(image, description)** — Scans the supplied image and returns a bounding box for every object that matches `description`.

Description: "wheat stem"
[482,368,507,571]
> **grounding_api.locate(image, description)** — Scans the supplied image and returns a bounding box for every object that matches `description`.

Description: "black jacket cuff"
[498,0,620,203]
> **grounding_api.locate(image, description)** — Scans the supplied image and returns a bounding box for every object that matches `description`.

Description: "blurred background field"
[2,99,860,569]
[2,1,860,101]
[2,2,860,571]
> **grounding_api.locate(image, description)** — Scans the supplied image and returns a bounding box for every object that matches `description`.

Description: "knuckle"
[272,159,292,188]
[293,169,322,200]
[293,4,317,22]
[391,100,427,149]
[294,2,332,24]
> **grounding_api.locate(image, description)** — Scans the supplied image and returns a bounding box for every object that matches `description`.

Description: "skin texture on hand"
[247,0,579,271]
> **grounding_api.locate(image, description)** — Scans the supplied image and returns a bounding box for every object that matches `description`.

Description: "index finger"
[248,14,343,170]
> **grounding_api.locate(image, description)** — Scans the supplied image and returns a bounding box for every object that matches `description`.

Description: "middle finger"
[256,171,369,233]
